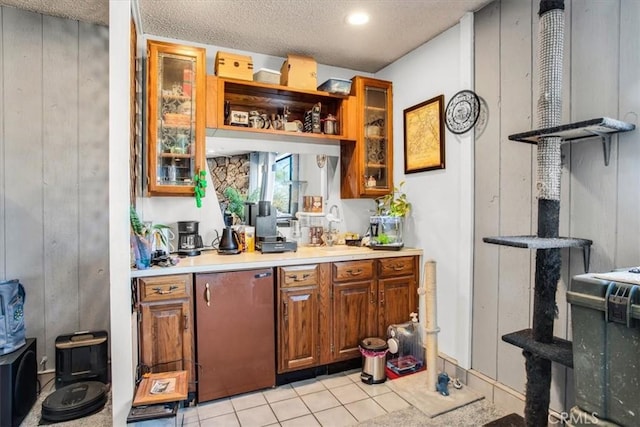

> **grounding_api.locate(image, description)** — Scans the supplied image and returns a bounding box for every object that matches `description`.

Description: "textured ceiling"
[0,0,492,73]
[0,0,108,26]
[137,0,491,72]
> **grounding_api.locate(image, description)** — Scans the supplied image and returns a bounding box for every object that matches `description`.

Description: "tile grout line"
[191,372,409,426]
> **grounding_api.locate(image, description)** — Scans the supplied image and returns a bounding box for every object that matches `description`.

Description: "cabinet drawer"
[378,257,415,278]
[333,260,373,282]
[139,274,191,302]
[280,265,318,287]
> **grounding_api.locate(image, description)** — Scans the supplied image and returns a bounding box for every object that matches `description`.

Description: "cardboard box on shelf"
[280,54,317,90]
[215,51,253,81]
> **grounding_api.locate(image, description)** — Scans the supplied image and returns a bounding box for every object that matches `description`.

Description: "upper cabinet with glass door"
[147,40,205,196]
[340,76,393,198]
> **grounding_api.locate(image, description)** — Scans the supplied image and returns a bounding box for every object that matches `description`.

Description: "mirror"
[207,150,337,225]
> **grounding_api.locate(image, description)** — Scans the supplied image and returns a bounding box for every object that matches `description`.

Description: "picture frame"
[133,370,188,406]
[403,95,445,173]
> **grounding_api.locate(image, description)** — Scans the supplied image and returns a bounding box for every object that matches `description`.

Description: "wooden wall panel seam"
[0,6,5,280]
[615,0,640,268]
[77,20,110,334]
[3,6,46,362]
[42,15,81,364]
[471,0,502,380]
[0,6,110,366]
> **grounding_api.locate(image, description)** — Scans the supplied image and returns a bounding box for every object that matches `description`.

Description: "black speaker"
[0,338,37,427]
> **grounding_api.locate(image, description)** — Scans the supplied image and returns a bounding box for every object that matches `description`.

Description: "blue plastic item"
[0,279,26,355]
[436,372,450,396]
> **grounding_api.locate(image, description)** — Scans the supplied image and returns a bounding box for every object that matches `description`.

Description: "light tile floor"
[180,369,413,427]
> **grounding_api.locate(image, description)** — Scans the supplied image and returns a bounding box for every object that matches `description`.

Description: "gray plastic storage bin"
[567,273,640,427]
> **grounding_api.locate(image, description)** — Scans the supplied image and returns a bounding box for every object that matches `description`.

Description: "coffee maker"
[177,220,203,256]
[245,201,297,253]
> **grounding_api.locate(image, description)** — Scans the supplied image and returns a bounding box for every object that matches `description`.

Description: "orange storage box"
[215,51,253,81]
[280,54,317,90]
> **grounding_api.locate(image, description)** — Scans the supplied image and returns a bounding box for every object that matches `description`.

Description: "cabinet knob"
[205,283,211,306]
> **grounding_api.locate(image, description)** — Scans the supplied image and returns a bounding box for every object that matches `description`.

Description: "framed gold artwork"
[403,95,445,173]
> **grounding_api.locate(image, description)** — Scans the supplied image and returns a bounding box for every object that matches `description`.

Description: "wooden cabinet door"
[278,286,319,373]
[341,76,393,199]
[332,280,376,361]
[377,275,417,337]
[139,299,194,390]
[147,40,205,196]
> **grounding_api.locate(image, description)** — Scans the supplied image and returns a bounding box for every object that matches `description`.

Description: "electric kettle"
[218,227,240,255]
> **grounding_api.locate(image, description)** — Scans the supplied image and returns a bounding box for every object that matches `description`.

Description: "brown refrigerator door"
[194,269,275,402]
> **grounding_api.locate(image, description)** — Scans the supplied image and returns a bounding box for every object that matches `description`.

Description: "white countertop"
[131,246,423,278]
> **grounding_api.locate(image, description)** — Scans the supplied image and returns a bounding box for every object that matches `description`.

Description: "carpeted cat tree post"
[525,1,565,425]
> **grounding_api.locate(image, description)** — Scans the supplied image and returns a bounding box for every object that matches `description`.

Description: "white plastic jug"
[150,226,175,255]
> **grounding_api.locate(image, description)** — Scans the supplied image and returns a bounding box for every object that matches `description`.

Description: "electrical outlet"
[40,355,48,369]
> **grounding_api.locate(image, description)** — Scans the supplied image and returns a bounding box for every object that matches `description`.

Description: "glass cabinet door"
[147,41,205,196]
[363,84,391,192]
[340,77,393,199]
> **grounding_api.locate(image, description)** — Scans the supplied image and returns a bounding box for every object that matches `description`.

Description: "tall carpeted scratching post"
[421,260,439,392]
[484,1,635,424]
[525,1,565,425]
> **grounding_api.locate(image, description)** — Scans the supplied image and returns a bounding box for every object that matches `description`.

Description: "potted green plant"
[223,186,246,225]
[370,182,411,248]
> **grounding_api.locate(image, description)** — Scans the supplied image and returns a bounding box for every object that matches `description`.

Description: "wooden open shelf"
[206,76,354,142]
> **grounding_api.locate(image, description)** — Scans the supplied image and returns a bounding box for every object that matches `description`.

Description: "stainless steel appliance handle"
[255,271,272,279]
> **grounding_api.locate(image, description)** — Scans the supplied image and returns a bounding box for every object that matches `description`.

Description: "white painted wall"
[375,15,475,368]
[109,0,134,425]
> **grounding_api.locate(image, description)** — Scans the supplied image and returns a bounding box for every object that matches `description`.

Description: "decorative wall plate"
[445,90,480,134]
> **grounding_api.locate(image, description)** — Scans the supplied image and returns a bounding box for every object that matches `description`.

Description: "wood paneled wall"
[0,7,109,366]
[473,0,640,412]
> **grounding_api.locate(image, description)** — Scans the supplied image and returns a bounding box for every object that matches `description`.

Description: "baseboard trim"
[438,354,565,421]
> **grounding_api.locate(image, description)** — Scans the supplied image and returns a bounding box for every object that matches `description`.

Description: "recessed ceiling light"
[346,12,369,26]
